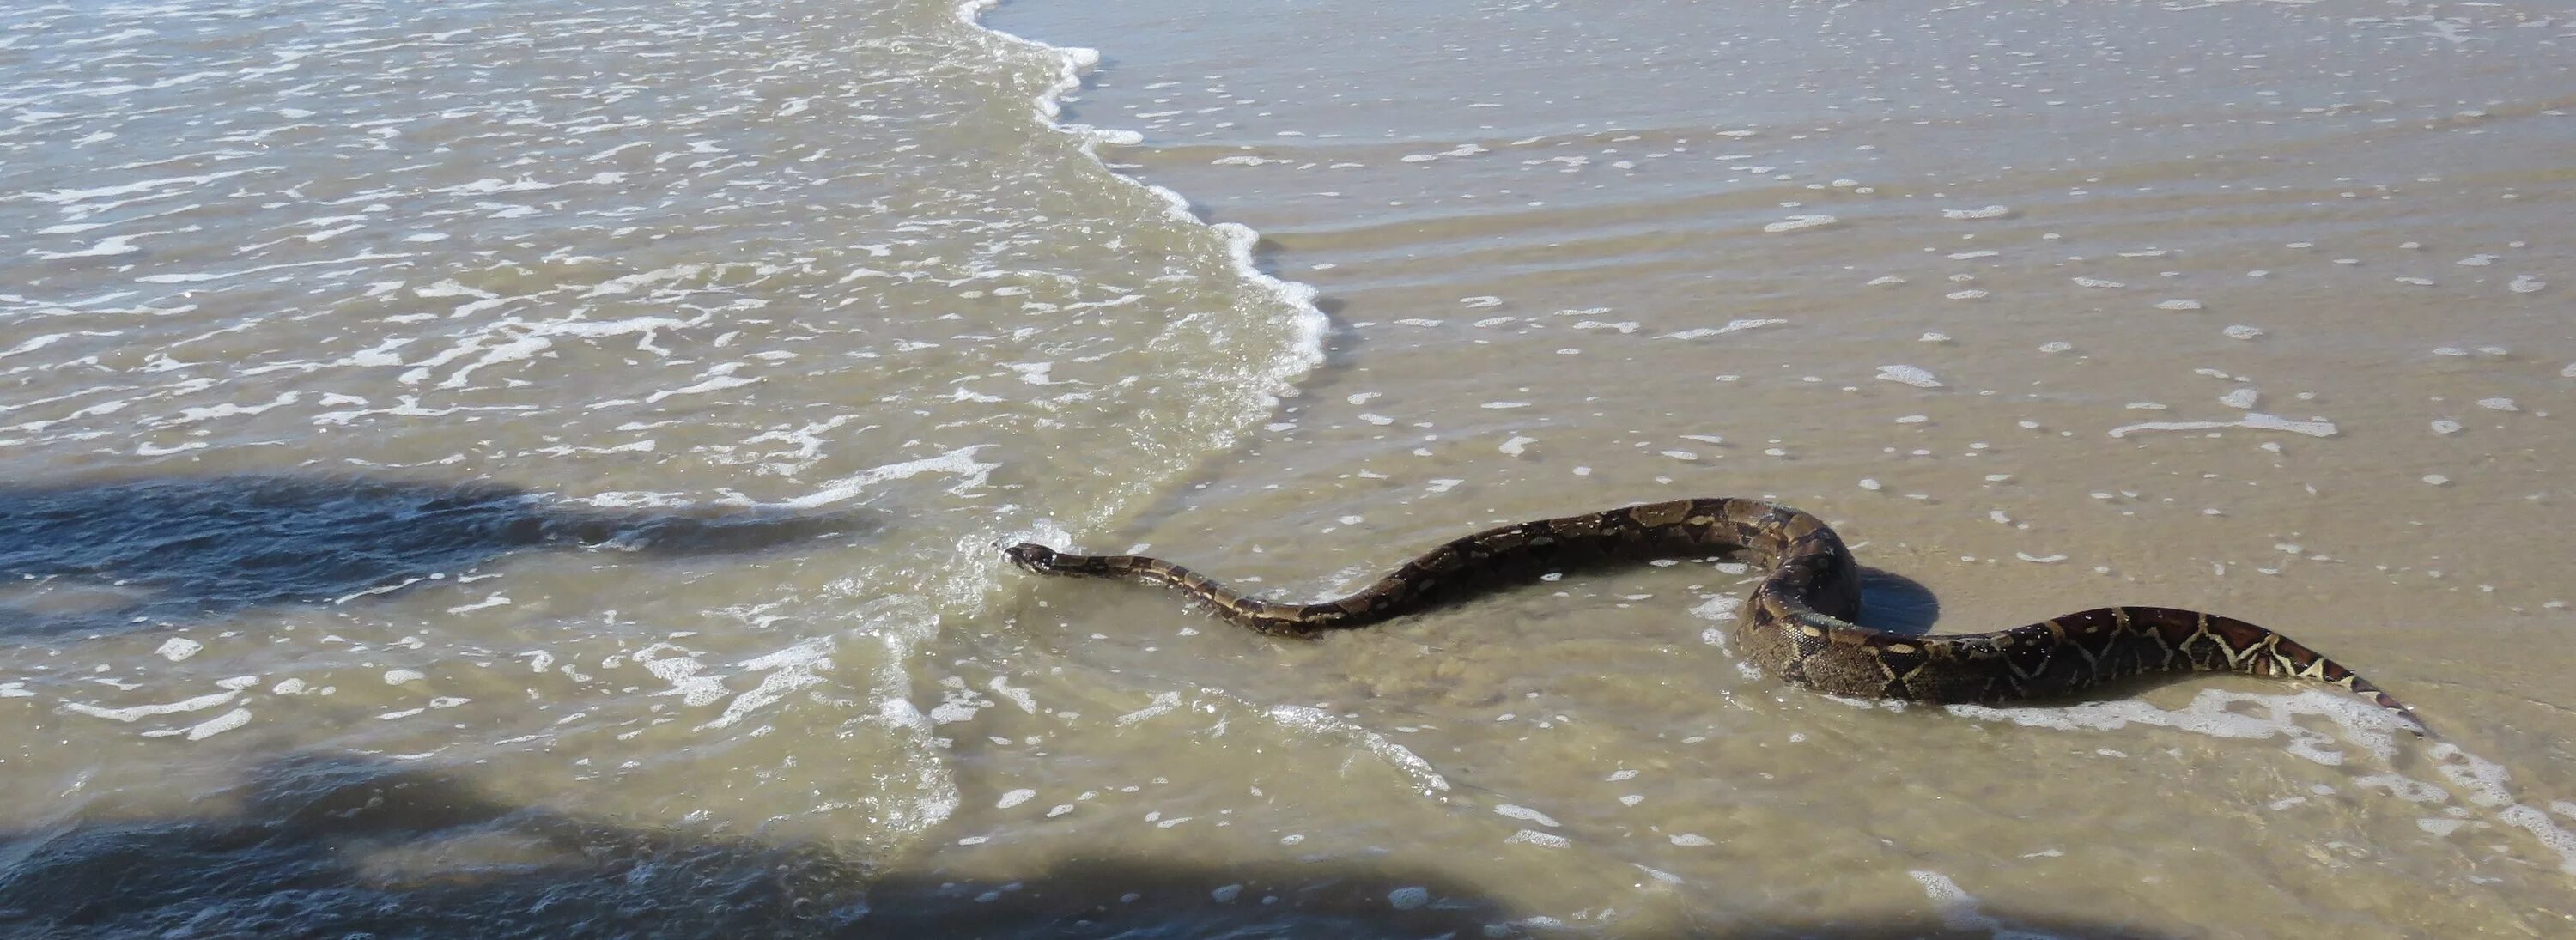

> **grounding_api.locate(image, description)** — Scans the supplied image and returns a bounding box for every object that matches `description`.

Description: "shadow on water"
[0,752,2176,939]
[0,475,873,637]
[1308,294,1366,370]
[1856,567,1941,637]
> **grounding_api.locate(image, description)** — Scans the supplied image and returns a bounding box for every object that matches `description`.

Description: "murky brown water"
[3,0,2572,936]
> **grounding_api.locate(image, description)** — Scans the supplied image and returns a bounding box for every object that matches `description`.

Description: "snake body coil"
[1005,498,2421,731]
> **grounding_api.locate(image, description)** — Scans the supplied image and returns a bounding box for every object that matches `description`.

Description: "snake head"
[1003,542,1059,572]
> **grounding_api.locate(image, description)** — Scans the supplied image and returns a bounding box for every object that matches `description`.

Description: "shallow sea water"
[3,0,2574,937]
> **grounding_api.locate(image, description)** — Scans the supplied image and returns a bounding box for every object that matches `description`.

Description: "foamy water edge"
[959,0,1328,420]
[771,1,1337,842]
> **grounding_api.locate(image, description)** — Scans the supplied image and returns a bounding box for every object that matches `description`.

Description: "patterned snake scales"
[1005,497,2426,734]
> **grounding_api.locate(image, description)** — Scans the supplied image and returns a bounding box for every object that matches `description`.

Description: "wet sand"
[973,0,2576,934]
[2,0,2571,936]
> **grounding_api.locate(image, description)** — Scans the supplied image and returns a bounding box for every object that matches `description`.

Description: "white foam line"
[27,233,145,259]
[1116,690,1183,726]
[769,445,999,508]
[1662,318,1785,340]
[0,333,70,360]
[934,0,1331,636]
[1907,870,2001,933]
[1954,688,2576,876]
[132,250,416,284]
[184,707,252,741]
[579,264,708,299]
[62,690,239,722]
[2108,412,2336,438]
[956,0,1326,423]
[1267,704,1452,794]
[697,636,835,731]
[1950,688,2399,761]
[838,597,960,837]
[2427,742,2576,875]
[573,446,997,516]
[24,169,251,206]
[402,313,700,389]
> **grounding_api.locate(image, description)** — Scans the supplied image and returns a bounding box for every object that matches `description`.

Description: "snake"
[1005,497,2426,733]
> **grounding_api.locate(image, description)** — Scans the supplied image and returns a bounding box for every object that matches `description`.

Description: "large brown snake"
[1005,497,2425,733]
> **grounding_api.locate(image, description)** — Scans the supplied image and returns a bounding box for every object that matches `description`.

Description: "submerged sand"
[1,0,2569,936]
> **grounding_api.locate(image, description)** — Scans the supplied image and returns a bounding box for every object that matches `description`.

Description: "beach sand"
[1,0,2568,935]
